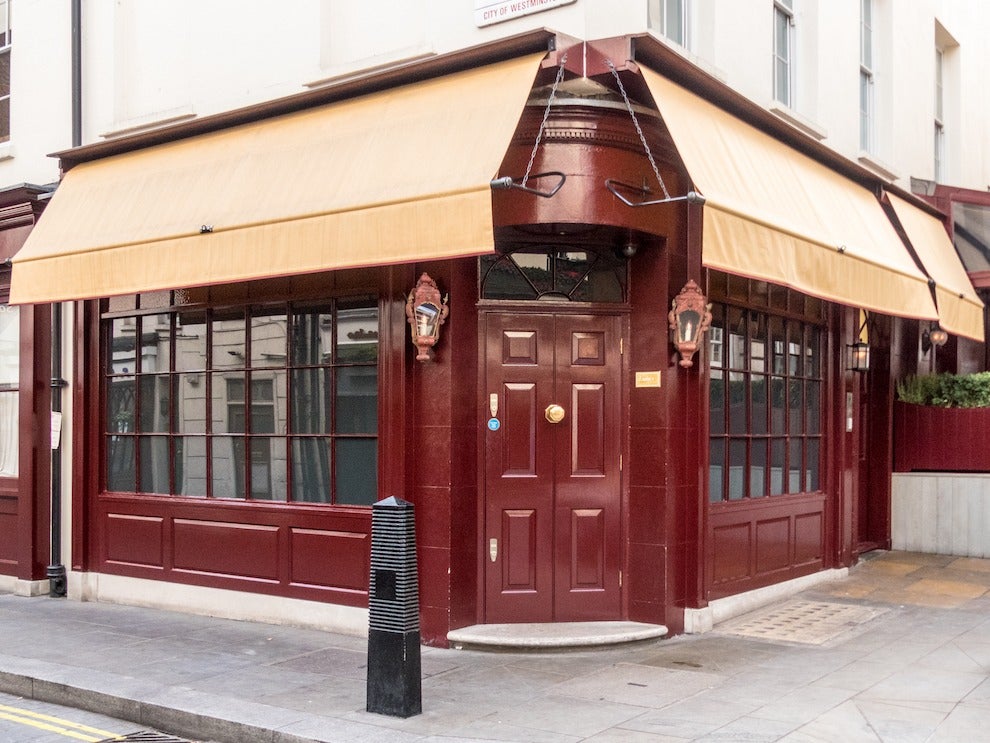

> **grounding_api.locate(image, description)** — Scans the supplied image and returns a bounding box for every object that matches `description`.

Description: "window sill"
[857,152,899,181]
[768,102,828,141]
[0,142,14,161]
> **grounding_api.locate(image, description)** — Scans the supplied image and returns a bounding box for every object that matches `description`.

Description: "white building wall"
[3,1,988,194]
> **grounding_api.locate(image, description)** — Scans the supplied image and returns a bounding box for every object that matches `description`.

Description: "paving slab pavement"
[1,550,989,742]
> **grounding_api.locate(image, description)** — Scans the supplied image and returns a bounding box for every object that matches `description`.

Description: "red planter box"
[894,401,990,473]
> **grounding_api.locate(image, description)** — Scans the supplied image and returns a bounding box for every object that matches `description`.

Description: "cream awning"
[9,53,546,304]
[887,193,984,341]
[641,69,939,323]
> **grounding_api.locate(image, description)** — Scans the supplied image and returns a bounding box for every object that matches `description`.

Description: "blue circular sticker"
[487,418,501,431]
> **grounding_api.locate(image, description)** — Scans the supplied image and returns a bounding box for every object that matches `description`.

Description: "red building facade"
[9,34,983,645]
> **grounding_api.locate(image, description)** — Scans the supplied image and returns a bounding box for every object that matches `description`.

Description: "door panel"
[484,312,621,623]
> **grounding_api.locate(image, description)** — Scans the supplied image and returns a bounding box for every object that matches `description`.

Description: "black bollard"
[366,496,421,717]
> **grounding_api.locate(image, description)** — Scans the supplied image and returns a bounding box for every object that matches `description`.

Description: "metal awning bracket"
[491,171,566,198]
[605,178,704,207]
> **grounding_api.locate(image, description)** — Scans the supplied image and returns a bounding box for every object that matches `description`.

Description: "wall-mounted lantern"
[848,311,871,373]
[922,323,949,353]
[668,280,712,368]
[848,340,871,373]
[405,273,449,362]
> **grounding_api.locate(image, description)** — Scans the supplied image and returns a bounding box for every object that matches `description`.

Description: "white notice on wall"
[51,411,62,450]
[474,0,576,27]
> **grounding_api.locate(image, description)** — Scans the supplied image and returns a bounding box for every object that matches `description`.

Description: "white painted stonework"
[892,473,990,557]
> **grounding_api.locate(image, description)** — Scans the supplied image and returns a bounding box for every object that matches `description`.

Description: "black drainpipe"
[47,0,81,597]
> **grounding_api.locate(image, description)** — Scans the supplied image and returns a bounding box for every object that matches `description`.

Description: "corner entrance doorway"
[482,311,623,623]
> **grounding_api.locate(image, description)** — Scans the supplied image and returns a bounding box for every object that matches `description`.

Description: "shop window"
[480,248,627,302]
[0,303,18,476]
[103,293,379,505]
[708,279,824,503]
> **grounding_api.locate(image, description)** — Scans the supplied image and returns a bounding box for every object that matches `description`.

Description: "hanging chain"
[606,58,671,200]
[522,53,567,187]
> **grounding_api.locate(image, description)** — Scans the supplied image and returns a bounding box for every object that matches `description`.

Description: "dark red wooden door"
[484,312,621,623]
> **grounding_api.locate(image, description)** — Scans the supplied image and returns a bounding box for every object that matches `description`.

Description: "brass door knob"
[545,404,566,424]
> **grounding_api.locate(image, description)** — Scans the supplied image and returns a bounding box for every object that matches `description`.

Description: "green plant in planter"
[896,371,990,408]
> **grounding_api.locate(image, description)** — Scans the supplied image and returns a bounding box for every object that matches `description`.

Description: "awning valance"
[640,69,939,323]
[9,53,546,304]
[887,193,984,341]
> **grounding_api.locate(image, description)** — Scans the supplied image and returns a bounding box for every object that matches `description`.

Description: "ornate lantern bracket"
[405,273,449,363]
[668,280,713,368]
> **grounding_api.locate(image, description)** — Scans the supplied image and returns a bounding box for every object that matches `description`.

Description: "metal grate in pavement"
[96,732,196,743]
[717,599,887,645]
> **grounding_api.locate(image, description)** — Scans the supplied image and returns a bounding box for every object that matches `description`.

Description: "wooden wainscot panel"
[105,513,165,568]
[711,522,751,583]
[173,519,279,581]
[755,517,791,574]
[794,511,824,566]
[289,527,369,592]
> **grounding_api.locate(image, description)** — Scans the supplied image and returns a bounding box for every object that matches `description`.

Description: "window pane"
[175,311,207,372]
[788,438,803,493]
[727,308,745,369]
[770,376,786,435]
[336,303,379,363]
[751,375,767,435]
[770,316,786,375]
[808,437,821,491]
[212,313,245,368]
[139,436,170,494]
[176,373,206,433]
[175,436,207,496]
[770,438,786,495]
[789,380,804,434]
[336,366,378,434]
[249,437,286,501]
[290,368,330,434]
[291,308,332,365]
[728,439,746,501]
[511,252,553,296]
[805,327,821,377]
[571,253,625,302]
[106,435,136,492]
[0,389,16,476]
[251,309,288,368]
[107,377,136,434]
[750,439,767,498]
[141,314,171,373]
[709,438,725,503]
[0,304,18,385]
[108,318,138,374]
[291,437,331,503]
[139,375,170,433]
[709,370,725,435]
[664,0,685,44]
[807,380,821,434]
[213,372,245,433]
[211,436,245,498]
[481,255,538,300]
[728,372,746,434]
[335,438,378,505]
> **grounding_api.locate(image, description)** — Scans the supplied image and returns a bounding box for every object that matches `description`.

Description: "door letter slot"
[489,538,498,562]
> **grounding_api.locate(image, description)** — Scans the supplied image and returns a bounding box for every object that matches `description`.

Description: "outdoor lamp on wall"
[848,340,871,373]
[922,323,949,353]
[848,311,871,373]
[668,280,713,368]
[405,273,449,362]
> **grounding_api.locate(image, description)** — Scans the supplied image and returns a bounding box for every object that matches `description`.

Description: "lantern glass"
[415,302,440,338]
[677,309,701,345]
